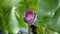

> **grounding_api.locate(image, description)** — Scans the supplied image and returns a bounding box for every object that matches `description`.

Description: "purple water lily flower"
[24,9,36,25]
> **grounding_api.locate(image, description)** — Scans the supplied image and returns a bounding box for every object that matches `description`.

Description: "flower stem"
[28,24,30,34]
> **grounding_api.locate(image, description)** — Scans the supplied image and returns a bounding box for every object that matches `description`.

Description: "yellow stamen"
[27,14,33,20]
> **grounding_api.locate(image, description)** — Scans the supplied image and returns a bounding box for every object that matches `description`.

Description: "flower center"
[27,14,33,20]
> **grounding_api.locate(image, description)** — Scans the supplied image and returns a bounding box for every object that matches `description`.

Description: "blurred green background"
[0,0,60,34]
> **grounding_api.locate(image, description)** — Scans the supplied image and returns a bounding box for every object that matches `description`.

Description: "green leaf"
[24,0,31,3]
[36,0,59,25]
[46,7,60,33]
[38,0,59,17]
[8,7,20,33]
[28,0,38,13]
[15,6,28,28]
[36,0,60,33]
